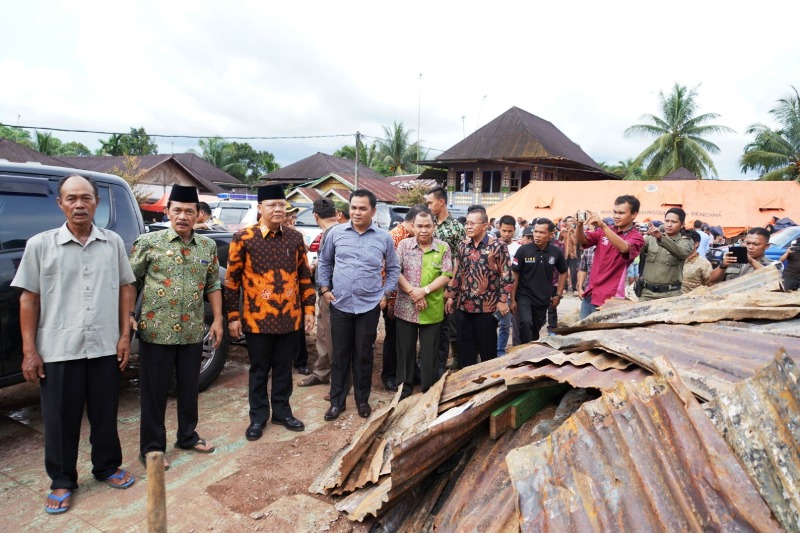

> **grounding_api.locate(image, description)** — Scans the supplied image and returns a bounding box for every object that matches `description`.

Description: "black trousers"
[40,356,122,490]
[139,341,202,455]
[381,307,397,382]
[455,310,497,368]
[396,319,442,396]
[329,304,380,408]
[547,286,558,330]
[566,257,579,291]
[436,312,457,372]
[293,329,309,369]
[517,295,548,344]
[245,332,295,423]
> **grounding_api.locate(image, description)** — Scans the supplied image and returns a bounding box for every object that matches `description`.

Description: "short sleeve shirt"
[11,224,136,362]
[723,255,772,281]
[395,238,453,324]
[434,215,466,256]
[129,228,221,345]
[583,225,645,306]
[512,243,568,306]
[682,254,713,293]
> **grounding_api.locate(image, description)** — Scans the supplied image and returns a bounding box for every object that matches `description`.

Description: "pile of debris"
[310,267,800,531]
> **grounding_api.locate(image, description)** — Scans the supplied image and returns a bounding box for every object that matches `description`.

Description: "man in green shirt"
[425,185,465,375]
[638,207,693,301]
[129,185,224,468]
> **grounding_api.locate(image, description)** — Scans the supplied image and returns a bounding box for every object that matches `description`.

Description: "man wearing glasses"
[224,185,316,441]
[445,206,513,368]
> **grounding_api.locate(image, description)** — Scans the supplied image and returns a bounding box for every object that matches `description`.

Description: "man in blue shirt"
[316,190,400,421]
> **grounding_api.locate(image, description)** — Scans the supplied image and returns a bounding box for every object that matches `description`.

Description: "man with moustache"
[317,189,400,421]
[13,175,136,514]
[129,185,224,467]
[638,208,693,301]
[225,185,315,440]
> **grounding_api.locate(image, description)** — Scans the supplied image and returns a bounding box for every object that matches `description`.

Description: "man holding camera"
[708,227,772,284]
[637,208,693,301]
[780,238,800,291]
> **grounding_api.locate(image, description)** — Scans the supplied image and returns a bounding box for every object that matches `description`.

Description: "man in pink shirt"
[576,195,645,319]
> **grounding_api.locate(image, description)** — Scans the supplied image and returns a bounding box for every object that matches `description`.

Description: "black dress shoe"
[246,422,265,441]
[357,403,371,418]
[383,379,398,392]
[324,405,345,421]
[295,366,311,375]
[272,416,305,432]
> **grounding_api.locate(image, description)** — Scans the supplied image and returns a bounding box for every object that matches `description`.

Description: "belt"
[642,280,682,293]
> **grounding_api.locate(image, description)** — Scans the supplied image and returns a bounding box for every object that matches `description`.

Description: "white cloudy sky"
[2,0,799,179]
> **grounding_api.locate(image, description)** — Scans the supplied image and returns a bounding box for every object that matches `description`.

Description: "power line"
[8,124,353,141]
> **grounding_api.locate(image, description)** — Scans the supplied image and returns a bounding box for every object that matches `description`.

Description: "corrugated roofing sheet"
[506,359,782,532]
[540,323,800,400]
[561,266,792,332]
[706,351,800,532]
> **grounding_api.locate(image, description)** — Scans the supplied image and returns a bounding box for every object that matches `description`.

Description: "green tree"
[194,137,242,174]
[0,124,34,148]
[740,86,800,182]
[229,142,280,185]
[376,121,426,176]
[334,141,382,170]
[106,155,149,204]
[625,83,734,179]
[98,127,158,156]
[605,158,649,180]
[35,131,62,156]
[58,141,92,157]
[395,185,429,207]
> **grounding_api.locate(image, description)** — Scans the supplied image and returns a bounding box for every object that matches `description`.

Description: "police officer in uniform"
[638,207,693,301]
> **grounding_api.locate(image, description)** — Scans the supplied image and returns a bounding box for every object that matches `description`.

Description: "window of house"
[510,170,532,192]
[543,170,556,181]
[481,170,502,193]
[457,171,474,192]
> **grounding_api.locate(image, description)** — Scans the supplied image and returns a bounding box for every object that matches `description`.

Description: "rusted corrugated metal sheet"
[709,318,800,338]
[540,323,800,400]
[506,359,782,532]
[706,350,800,532]
[441,344,646,405]
[560,267,797,333]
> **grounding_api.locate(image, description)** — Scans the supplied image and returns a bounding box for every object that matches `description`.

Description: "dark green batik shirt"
[435,215,466,257]
[129,228,221,345]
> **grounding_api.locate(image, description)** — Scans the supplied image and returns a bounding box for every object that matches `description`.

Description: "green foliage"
[602,158,650,180]
[740,86,800,182]
[105,155,150,204]
[98,127,158,156]
[0,124,34,148]
[625,83,734,179]
[334,142,388,174]
[395,185,429,207]
[58,141,92,157]
[192,138,279,186]
[375,121,427,176]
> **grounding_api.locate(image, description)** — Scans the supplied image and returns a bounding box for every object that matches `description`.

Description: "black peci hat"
[257,185,285,202]
[169,185,199,203]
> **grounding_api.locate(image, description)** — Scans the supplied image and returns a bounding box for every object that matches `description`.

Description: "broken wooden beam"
[489,384,569,439]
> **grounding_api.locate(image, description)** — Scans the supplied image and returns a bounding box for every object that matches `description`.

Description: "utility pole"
[354,131,361,191]
[462,116,466,139]
[417,73,422,172]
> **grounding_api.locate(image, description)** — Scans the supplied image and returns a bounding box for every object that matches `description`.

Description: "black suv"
[0,163,229,391]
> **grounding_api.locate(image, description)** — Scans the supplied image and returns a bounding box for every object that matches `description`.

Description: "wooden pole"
[146,451,167,532]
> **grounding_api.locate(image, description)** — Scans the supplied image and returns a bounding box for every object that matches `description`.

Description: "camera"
[637,223,649,233]
[790,238,800,252]
[576,210,588,223]
[729,246,748,263]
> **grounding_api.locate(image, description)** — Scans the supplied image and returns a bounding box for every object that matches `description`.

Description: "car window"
[0,179,63,250]
[218,206,249,224]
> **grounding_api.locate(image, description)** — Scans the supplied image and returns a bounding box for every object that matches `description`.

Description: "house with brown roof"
[59,153,246,201]
[0,138,76,166]
[259,152,385,187]
[292,172,403,205]
[418,106,618,207]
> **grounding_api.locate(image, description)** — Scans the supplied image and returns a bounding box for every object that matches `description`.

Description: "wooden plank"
[489,385,569,439]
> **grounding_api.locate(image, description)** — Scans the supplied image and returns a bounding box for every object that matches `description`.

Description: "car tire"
[198,306,229,392]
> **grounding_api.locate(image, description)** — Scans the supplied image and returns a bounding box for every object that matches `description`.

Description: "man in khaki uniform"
[638,208,693,301]
[709,227,774,284]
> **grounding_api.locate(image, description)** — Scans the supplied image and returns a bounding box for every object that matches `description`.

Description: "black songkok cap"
[257,185,285,202]
[169,185,199,203]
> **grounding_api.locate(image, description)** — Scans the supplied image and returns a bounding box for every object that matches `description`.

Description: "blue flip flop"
[104,469,135,489]
[45,490,72,514]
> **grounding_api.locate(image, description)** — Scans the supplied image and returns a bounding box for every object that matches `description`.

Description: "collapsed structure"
[310,266,800,532]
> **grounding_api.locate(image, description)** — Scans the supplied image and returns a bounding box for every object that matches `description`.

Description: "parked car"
[293,207,323,264]
[766,226,800,262]
[0,163,228,392]
[376,203,410,229]
[212,199,258,231]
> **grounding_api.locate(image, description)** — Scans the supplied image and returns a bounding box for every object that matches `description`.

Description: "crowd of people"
[13,176,797,515]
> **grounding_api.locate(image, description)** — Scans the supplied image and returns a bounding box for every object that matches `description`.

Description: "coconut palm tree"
[625,83,734,179]
[376,121,421,175]
[740,86,800,182]
[35,131,60,156]
[193,137,245,177]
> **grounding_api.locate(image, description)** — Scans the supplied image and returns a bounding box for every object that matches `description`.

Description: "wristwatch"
[423,286,430,295]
